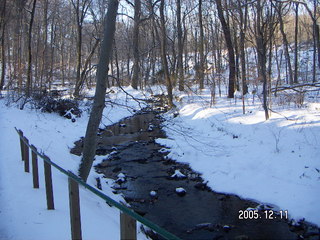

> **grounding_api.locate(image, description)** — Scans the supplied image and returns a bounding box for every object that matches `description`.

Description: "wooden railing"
[15,128,180,240]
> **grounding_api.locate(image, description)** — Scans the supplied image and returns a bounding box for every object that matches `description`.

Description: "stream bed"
[71,108,319,240]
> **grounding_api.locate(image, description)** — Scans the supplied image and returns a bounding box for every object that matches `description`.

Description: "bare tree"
[273,1,293,85]
[159,0,174,106]
[254,0,277,120]
[215,0,236,98]
[79,0,119,182]
[198,0,205,89]
[176,0,184,91]
[236,0,249,113]
[131,0,141,89]
[71,0,92,97]
[293,2,299,84]
[26,0,37,96]
[0,0,7,90]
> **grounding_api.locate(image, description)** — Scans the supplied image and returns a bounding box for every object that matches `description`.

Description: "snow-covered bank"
[1,85,319,240]
[157,89,320,227]
[0,87,148,240]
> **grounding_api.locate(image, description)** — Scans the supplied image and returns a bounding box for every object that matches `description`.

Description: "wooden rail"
[15,128,180,240]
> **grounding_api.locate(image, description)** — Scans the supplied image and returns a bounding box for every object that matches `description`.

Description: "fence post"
[43,157,54,210]
[68,177,82,240]
[31,145,39,189]
[120,212,137,240]
[18,130,25,162]
[23,137,30,173]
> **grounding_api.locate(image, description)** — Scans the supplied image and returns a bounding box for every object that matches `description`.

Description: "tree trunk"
[198,0,205,89]
[72,0,92,97]
[74,24,83,97]
[79,0,119,182]
[233,22,240,91]
[294,3,299,84]
[215,0,235,98]
[26,0,37,97]
[159,0,174,107]
[237,0,248,114]
[176,0,184,91]
[239,0,248,95]
[40,0,48,90]
[0,0,6,90]
[131,0,141,90]
[49,15,56,91]
[256,0,269,120]
[314,0,320,70]
[275,2,293,85]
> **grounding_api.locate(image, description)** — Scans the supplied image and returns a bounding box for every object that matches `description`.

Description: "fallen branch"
[271,82,320,93]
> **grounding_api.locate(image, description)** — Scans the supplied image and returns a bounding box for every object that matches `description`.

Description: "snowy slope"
[0,87,149,240]
[158,88,320,227]
[0,85,319,240]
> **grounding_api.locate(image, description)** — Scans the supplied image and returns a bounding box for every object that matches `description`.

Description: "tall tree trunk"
[176,0,184,91]
[72,0,92,97]
[294,3,299,84]
[297,0,320,80]
[14,1,25,91]
[159,0,174,107]
[237,0,248,113]
[79,0,119,182]
[313,23,317,82]
[49,14,56,91]
[131,0,141,89]
[60,32,65,86]
[233,22,240,91]
[26,0,37,96]
[315,24,320,70]
[275,2,293,85]
[74,24,82,96]
[0,0,6,90]
[240,0,248,95]
[40,0,48,90]
[198,0,205,89]
[215,0,235,98]
[314,0,320,70]
[256,0,269,120]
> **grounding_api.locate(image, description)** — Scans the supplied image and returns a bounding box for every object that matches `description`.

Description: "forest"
[0,0,320,240]
[0,0,319,105]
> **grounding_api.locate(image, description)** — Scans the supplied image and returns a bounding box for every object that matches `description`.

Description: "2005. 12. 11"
[238,209,288,220]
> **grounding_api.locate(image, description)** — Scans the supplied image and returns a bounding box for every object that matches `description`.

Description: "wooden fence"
[15,128,180,240]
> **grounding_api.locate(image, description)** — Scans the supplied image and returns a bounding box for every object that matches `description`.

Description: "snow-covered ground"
[158,88,320,227]
[0,85,319,240]
[0,87,149,240]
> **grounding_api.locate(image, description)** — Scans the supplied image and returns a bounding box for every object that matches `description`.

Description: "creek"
[71,108,319,240]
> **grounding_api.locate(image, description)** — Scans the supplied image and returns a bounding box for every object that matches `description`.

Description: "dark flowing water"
[71,109,319,240]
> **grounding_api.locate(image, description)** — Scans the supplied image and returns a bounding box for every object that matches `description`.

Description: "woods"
[0,0,320,179]
[0,0,319,98]
[1,1,320,238]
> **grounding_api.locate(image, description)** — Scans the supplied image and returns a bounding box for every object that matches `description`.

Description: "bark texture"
[79,0,119,182]
[215,0,235,98]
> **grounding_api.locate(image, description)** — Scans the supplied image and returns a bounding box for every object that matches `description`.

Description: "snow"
[149,191,157,197]
[147,124,154,132]
[116,173,126,183]
[1,84,320,240]
[171,170,186,179]
[0,87,149,240]
[157,89,320,226]
[117,173,126,179]
[175,187,186,194]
